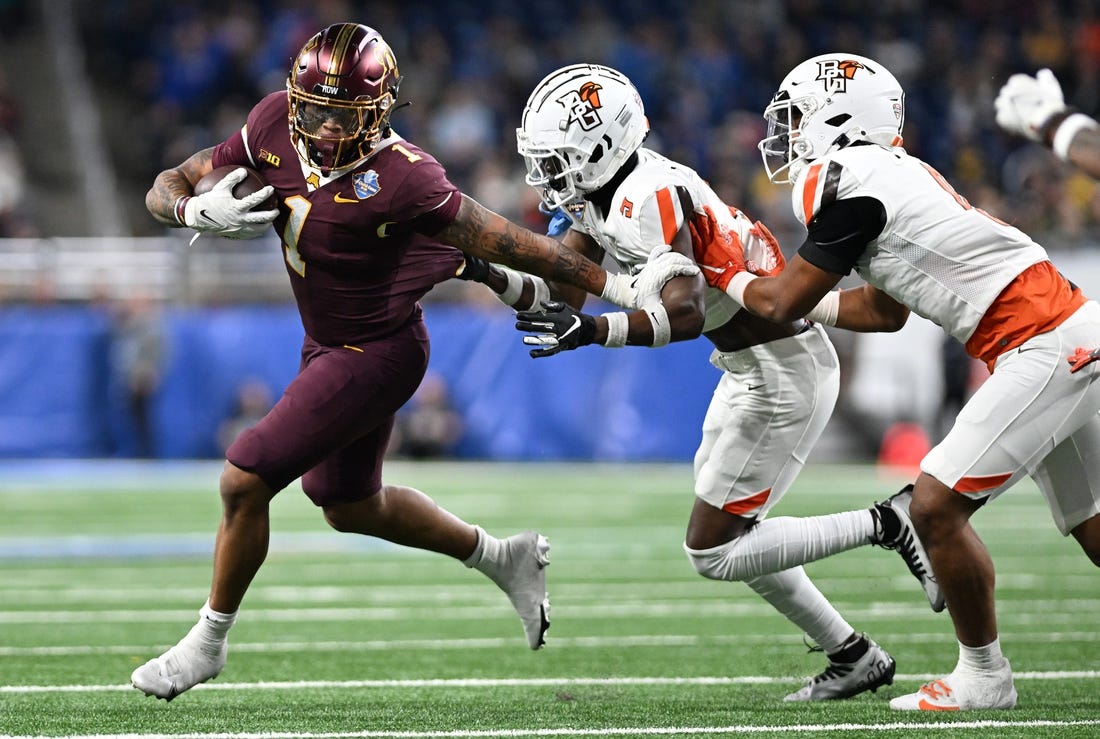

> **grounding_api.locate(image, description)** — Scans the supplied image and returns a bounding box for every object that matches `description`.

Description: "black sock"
[829,633,869,664]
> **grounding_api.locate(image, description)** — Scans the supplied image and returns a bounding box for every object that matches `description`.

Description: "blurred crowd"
[64,0,1100,256]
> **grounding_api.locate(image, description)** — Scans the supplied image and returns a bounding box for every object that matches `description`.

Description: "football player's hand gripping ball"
[516,301,596,358]
[183,168,278,239]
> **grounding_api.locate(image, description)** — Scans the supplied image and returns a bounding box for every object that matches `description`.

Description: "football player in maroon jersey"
[132,22,693,701]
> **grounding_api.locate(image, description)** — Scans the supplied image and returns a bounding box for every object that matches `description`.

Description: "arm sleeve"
[797,196,887,275]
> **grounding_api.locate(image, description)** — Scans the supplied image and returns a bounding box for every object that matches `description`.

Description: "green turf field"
[0,460,1097,738]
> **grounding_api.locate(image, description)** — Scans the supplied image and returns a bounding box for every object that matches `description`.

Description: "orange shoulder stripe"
[801,163,825,226]
[655,187,678,245]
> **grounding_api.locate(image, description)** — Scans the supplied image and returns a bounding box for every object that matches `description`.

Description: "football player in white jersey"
[463,63,944,702]
[693,52,1100,711]
[995,68,1100,179]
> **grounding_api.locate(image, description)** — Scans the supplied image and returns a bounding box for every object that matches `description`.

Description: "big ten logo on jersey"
[258,149,281,167]
[815,59,874,94]
[557,81,603,130]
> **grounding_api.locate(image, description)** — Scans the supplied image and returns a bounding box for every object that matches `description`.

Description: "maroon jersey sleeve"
[205,92,465,346]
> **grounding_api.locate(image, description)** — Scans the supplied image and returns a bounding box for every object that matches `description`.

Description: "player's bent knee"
[684,539,743,582]
[218,463,271,516]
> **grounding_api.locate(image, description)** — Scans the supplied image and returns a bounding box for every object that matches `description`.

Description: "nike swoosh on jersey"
[333,193,359,203]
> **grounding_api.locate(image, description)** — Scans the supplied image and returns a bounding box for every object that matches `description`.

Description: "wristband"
[526,276,550,312]
[173,196,191,226]
[646,304,671,347]
[724,271,757,307]
[804,290,840,326]
[1052,113,1100,161]
[498,268,525,306]
[600,272,635,308]
[601,311,629,348]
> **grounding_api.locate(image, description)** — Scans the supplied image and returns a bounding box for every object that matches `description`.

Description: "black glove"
[455,254,492,283]
[515,301,597,358]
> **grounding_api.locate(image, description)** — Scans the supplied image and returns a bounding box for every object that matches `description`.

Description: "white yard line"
[2,718,1100,739]
[3,630,1100,657]
[3,672,1099,694]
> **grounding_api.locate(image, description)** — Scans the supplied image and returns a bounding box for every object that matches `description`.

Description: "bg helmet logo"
[557,81,604,130]
[815,59,875,94]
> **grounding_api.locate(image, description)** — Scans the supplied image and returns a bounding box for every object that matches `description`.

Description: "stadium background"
[2,0,1100,460]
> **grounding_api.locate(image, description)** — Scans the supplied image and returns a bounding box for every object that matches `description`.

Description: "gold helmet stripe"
[324,24,358,85]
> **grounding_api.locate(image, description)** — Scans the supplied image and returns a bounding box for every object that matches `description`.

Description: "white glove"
[182,168,278,240]
[631,245,701,309]
[994,68,1066,142]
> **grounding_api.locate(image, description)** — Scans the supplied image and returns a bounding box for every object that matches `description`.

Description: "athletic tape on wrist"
[1053,113,1100,161]
[724,271,757,307]
[646,304,671,347]
[527,276,550,312]
[498,268,525,306]
[601,311,629,347]
[804,290,840,326]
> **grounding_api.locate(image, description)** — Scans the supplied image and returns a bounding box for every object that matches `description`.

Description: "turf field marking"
[3,719,1100,738]
[3,672,1098,694]
[3,630,1100,656]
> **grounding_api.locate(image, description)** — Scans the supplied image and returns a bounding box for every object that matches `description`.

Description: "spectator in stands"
[217,378,273,456]
[394,371,463,460]
[111,291,166,458]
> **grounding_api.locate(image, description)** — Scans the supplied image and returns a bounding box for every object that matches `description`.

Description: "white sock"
[687,510,875,581]
[189,600,237,658]
[957,638,1007,674]
[463,525,503,572]
[747,567,854,654]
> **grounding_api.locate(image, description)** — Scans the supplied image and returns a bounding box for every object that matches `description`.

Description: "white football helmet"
[517,64,649,210]
[759,53,905,184]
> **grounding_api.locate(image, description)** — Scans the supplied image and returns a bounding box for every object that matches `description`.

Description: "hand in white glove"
[995,68,1066,142]
[182,168,278,240]
[632,244,702,309]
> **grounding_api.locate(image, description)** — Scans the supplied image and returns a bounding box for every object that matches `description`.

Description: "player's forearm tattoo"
[446,197,604,293]
[146,149,215,226]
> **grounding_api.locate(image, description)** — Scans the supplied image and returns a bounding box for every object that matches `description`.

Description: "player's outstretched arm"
[515,269,705,358]
[455,229,601,312]
[995,68,1100,180]
[437,195,635,308]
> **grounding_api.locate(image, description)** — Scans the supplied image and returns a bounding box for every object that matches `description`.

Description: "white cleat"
[872,485,946,612]
[484,531,551,649]
[890,663,1018,711]
[784,637,896,701]
[131,625,226,701]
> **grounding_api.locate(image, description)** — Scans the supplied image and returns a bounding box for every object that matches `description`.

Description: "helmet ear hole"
[825,113,852,128]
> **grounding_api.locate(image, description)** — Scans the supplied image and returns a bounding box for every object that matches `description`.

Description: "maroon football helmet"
[287,23,402,172]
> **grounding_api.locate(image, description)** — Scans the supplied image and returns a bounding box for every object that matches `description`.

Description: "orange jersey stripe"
[722,488,772,516]
[655,187,678,245]
[801,163,824,225]
[953,472,1012,494]
[965,261,1087,370]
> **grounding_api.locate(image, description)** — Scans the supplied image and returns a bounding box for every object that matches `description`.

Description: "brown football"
[193,165,277,211]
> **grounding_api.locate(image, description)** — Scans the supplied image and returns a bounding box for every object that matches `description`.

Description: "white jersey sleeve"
[792,145,1049,343]
[572,148,777,331]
